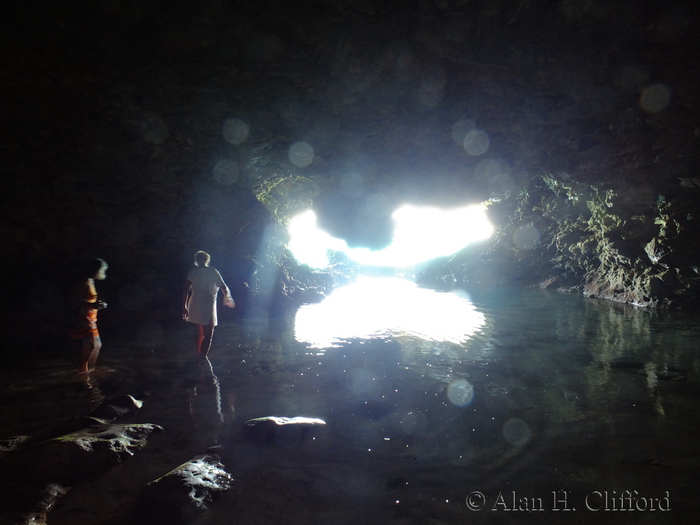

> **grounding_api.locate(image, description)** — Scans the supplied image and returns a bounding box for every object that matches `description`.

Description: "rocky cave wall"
[419,174,700,308]
[2,0,700,351]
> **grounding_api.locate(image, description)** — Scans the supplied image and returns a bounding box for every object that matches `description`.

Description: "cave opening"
[287,202,494,270]
[286,200,494,347]
[3,0,700,522]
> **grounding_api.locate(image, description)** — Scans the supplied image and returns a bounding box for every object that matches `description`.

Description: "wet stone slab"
[138,452,234,525]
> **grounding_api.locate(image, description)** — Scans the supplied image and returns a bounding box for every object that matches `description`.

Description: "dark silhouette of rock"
[0,423,163,524]
[88,394,144,420]
[38,394,146,440]
[14,483,70,525]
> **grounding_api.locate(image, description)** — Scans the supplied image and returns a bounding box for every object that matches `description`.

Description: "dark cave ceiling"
[2,0,700,313]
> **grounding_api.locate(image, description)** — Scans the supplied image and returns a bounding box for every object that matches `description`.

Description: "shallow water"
[1,282,699,524]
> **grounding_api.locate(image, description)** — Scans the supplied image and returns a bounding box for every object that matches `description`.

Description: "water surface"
[1,282,698,524]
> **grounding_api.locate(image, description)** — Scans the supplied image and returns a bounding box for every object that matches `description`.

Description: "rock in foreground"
[139,453,234,525]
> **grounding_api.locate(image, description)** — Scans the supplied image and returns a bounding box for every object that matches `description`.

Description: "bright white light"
[294,277,485,348]
[287,204,493,269]
[287,210,346,268]
[346,204,493,267]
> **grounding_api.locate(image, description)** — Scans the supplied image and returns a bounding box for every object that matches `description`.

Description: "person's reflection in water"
[82,373,106,405]
[188,357,231,449]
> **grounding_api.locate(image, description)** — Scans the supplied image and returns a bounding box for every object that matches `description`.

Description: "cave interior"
[2,0,700,522]
[3,0,700,341]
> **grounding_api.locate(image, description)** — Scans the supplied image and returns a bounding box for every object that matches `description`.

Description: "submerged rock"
[243,416,326,445]
[42,416,112,440]
[40,394,146,440]
[88,394,144,420]
[0,435,34,457]
[139,453,233,525]
[15,483,70,525]
[607,361,687,381]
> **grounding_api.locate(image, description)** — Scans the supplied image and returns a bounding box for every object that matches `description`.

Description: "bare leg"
[89,336,102,369]
[196,325,205,356]
[79,344,92,373]
[198,324,215,358]
[79,336,101,373]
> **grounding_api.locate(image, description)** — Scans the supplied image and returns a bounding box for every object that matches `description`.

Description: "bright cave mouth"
[287,202,494,271]
[285,202,494,347]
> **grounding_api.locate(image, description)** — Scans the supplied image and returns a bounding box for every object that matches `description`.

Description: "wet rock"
[243,416,326,445]
[15,483,70,525]
[0,435,34,457]
[0,423,162,524]
[40,394,146,440]
[139,453,233,525]
[42,416,112,440]
[88,394,144,421]
[29,423,164,482]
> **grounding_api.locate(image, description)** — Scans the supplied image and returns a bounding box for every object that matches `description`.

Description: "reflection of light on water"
[205,357,224,425]
[294,277,485,349]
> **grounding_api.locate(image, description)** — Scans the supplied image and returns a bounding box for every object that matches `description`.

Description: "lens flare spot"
[639,83,671,113]
[341,172,365,197]
[419,87,444,107]
[348,369,382,398]
[451,119,477,145]
[512,225,540,250]
[447,379,475,407]
[394,410,428,436]
[463,130,490,156]
[289,141,315,167]
[222,118,250,145]
[476,159,513,194]
[213,159,240,185]
[365,193,391,218]
[503,418,531,448]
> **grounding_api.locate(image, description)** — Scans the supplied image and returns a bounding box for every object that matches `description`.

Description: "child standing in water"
[182,251,235,358]
[68,258,108,373]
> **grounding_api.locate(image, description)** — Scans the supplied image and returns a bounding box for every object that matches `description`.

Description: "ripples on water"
[1,279,699,523]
